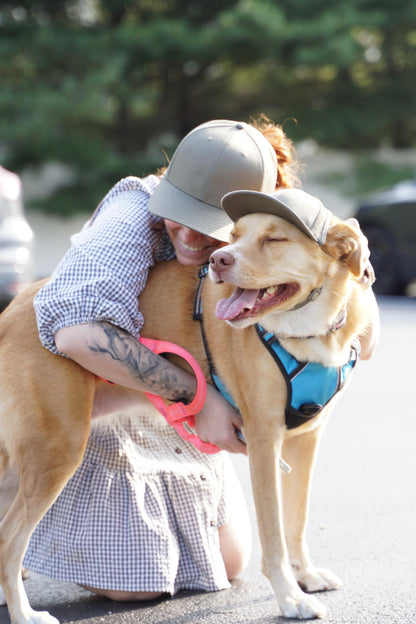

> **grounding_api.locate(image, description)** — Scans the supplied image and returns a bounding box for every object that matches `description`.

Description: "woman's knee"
[82,585,164,602]
[218,523,251,580]
[218,479,252,580]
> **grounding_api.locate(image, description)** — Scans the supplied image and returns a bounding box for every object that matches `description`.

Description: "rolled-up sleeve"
[34,177,174,354]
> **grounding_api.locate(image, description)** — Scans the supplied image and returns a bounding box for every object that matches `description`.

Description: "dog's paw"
[295,566,343,593]
[23,609,60,624]
[280,591,327,619]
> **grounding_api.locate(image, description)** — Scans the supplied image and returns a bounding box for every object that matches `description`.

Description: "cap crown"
[166,120,277,207]
[222,188,332,244]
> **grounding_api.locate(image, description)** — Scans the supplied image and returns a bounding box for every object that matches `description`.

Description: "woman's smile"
[164,219,223,265]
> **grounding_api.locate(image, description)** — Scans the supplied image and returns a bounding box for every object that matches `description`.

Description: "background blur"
[0,0,415,286]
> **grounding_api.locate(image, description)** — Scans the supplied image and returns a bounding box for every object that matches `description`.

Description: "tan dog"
[0,191,376,623]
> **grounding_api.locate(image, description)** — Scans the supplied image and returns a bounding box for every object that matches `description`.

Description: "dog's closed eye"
[263,237,289,244]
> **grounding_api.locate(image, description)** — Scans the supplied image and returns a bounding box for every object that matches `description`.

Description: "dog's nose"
[209,250,235,271]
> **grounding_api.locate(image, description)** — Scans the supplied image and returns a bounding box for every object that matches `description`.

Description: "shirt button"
[200,474,207,481]
[210,520,216,527]
[175,448,182,454]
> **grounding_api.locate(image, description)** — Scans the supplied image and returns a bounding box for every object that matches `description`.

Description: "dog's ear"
[323,218,368,278]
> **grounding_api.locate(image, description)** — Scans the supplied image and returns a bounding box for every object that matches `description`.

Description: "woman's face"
[164,219,224,266]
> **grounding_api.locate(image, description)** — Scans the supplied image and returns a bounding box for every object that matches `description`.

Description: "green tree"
[1,0,260,212]
[0,0,415,214]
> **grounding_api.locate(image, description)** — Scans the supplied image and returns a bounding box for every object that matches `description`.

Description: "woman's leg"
[81,585,164,601]
[218,476,252,580]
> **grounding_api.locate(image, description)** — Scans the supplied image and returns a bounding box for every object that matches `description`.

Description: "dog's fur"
[0,211,376,623]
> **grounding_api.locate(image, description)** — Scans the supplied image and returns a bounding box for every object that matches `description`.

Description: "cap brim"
[148,177,234,242]
[222,190,327,243]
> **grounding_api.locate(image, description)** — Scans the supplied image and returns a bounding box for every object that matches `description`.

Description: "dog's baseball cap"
[221,188,332,245]
[148,120,278,242]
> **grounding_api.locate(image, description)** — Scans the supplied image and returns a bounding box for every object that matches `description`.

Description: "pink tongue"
[215,287,259,320]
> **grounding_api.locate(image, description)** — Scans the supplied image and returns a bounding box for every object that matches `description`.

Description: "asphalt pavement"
[1,296,415,624]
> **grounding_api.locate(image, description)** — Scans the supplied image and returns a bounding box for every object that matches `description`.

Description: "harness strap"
[256,324,313,429]
[193,265,228,398]
[193,265,208,321]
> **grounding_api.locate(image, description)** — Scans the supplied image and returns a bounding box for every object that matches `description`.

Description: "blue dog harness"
[194,265,359,430]
[254,325,359,429]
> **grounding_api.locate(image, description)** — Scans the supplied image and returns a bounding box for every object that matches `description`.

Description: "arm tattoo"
[88,322,195,402]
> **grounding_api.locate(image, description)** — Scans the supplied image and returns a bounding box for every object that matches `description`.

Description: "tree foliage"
[0,0,415,214]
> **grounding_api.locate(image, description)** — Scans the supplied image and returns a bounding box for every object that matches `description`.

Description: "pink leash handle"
[138,337,220,454]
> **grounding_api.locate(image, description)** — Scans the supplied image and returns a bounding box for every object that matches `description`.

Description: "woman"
[24,118,299,599]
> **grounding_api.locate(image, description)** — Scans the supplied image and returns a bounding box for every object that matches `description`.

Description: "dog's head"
[209,190,372,333]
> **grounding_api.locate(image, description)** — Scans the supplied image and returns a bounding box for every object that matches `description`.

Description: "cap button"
[235,122,245,130]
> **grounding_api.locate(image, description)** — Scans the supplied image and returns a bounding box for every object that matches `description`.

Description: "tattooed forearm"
[89,323,157,380]
[89,322,195,402]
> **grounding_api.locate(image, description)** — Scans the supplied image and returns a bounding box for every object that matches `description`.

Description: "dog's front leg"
[245,422,327,619]
[282,427,343,593]
[0,465,20,607]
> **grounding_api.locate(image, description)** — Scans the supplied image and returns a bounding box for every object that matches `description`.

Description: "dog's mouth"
[215,283,299,322]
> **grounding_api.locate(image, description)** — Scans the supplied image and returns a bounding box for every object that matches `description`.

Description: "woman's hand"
[346,217,380,360]
[194,384,247,455]
[358,292,380,360]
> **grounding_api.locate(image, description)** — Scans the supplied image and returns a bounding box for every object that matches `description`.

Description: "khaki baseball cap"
[221,188,332,245]
[148,119,278,242]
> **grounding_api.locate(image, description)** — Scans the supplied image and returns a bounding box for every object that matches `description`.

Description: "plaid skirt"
[24,407,235,594]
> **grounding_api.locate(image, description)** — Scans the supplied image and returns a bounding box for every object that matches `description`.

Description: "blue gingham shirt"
[34,175,175,354]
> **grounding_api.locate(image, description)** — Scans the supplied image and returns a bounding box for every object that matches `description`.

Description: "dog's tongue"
[215,287,259,320]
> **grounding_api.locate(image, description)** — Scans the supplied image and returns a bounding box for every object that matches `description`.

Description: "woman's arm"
[359,292,380,361]
[56,321,198,402]
[55,322,247,454]
[345,217,380,361]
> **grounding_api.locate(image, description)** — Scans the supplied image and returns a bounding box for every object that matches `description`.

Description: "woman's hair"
[250,114,300,190]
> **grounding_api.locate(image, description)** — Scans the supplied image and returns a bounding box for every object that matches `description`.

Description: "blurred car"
[355,178,416,296]
[0,166,34,310]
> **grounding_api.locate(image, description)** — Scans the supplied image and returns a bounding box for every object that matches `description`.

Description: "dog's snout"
[209,250,235,271]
